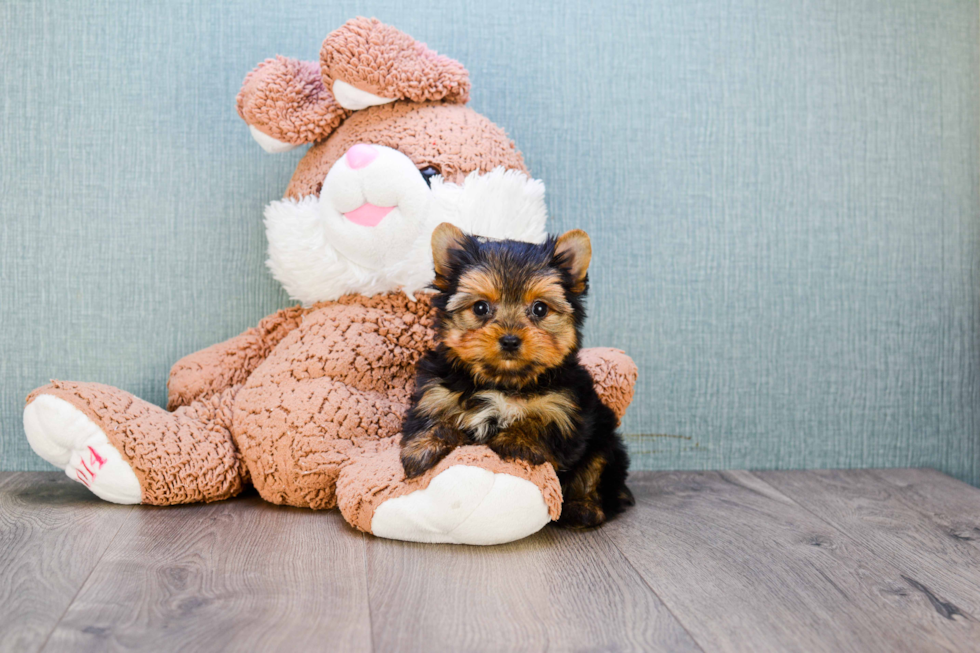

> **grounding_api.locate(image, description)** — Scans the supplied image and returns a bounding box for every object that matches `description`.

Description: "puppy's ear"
[431,223,468,291]
[553,229,592,294]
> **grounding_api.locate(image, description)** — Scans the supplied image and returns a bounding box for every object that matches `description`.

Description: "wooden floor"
[1,470,979,652]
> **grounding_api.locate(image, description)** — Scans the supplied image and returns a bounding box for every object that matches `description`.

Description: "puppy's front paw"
[488,441,548,466]
[400,426,462,479]
[556,500,606,529]
[400,447,445,479]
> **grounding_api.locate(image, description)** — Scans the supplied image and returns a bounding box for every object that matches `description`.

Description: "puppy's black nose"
[498,334,522,352]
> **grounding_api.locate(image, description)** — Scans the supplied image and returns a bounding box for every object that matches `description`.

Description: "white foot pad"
[331,79,396,111]
[248,124,300,154]
[370,465,551,545]
[24,395,141,504]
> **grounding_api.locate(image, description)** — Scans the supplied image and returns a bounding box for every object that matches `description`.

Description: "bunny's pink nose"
[345,143,378,170]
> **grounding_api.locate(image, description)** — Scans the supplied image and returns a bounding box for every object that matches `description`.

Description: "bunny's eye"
[419,165,440,187]
[473,301,491,317]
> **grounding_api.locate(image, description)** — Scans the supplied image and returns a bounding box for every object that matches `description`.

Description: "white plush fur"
[265,145,549,305]
[248,125,300,154]
[370,465,551,545]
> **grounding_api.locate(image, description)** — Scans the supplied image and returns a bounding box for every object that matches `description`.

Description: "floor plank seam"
[743,471,980,621]
[742,471,895,550]
[33,503,136,653]
[870,469,980,556]
[596,527,708,652]
[361,532,376,653]
[868,468,980,526]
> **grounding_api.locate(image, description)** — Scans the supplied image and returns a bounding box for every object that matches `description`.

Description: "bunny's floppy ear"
[320,17,471,110]
[236,56,350,153]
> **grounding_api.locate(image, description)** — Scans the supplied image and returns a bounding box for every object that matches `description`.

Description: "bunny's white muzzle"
[264,146,550,306]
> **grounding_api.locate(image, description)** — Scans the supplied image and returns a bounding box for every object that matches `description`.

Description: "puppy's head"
[430,223,592,388]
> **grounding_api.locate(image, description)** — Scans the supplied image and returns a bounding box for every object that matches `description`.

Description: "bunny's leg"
[24,381,246,505]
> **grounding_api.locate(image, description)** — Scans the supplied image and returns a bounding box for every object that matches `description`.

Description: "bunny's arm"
[577,347,639,424]
[166,305,309,410]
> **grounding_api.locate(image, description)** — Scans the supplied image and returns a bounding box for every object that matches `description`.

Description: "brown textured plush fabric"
[577,348,639,424]
[231,293,435,509]
[26,382,246,505]
[167,305,310,410]
[337,437,563,534]
[236,56,350,145]
[320,17,470,104]
[286,101,528,199]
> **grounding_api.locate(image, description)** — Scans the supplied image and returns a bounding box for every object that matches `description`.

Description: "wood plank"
[0,472,134,653]
[41,492,372,653]
[604,470,980,653]
[365,522,700,652]
[871,468,980,550]
[758,469,980,620]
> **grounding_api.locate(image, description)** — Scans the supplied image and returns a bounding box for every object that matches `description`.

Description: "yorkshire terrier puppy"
[399,223,634,528]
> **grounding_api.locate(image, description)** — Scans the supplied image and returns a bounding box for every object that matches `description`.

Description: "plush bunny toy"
[23,18,638,545]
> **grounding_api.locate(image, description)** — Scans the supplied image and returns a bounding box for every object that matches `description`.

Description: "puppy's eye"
[531,301,549,318]
[419,165,440,188]
[472,301,491,317]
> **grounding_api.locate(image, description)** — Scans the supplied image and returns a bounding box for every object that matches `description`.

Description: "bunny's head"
[238,18,548,304]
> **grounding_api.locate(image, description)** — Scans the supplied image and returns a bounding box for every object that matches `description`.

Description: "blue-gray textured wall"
[2,1,979,485]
